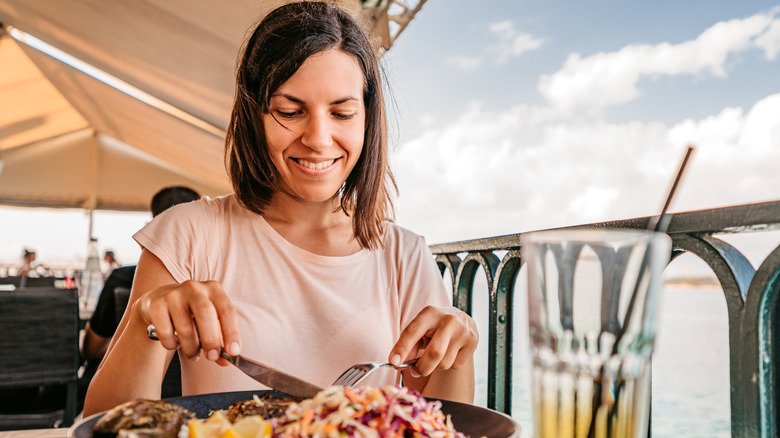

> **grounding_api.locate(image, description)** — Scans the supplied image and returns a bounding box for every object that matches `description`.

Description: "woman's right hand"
[134,279,242,365]
[87,249,243,416]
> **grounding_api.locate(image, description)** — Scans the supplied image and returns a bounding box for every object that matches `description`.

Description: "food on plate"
[223,394,301,422]
[92,386,472,438]
[92,399,195,438]
[272,385,470,438]
[185,410,272,438]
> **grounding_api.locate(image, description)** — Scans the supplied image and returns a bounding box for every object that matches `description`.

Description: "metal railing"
[429,200,780,438]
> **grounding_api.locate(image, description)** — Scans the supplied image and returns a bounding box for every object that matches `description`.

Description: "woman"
[84,2,477,416]
[103,251,121,280]
[19,249,36,276]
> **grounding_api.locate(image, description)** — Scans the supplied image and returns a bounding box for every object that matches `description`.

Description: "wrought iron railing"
[429,200,780,438]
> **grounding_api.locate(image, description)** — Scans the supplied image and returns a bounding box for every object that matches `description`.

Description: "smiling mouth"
[294,158,336,170]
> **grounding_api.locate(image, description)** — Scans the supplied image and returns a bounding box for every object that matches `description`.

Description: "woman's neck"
[262,193,362,257]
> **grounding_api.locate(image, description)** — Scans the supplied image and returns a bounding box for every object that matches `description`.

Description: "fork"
[332,358,418,388]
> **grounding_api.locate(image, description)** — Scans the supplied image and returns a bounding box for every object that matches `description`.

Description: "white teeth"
[297,159,334,170]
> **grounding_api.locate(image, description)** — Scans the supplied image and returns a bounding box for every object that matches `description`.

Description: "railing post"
[490,251,522,414]
[670,234,755,437]
[742,244,780,437]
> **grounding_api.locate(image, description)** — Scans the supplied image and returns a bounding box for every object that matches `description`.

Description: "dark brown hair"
[151,186,201,217]
[225,1,396,250]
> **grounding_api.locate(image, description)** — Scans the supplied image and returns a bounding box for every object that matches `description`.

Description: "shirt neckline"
[254,214,371,265]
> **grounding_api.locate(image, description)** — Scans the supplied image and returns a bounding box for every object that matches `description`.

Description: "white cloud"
[488,21,545,64]
[755,16,780,59]
[568,186,620,221]
[668,107,744,166]
[447,21,543,71]
[393,93,780,244]
[669,93,780,210]
[738,93,780,152]
[445,55,482,71]
[538,9,780,113]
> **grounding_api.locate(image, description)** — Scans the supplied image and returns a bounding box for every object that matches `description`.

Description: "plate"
[69,390,521,437]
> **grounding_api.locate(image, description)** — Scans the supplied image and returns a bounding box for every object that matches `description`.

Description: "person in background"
[85,2,477,417]
[81,186,201,362]
[103,251,121,280]
[19,249,36,276]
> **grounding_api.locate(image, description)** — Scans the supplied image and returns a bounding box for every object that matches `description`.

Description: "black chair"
[0,277,57,288]
[20,277,57,288]
[113,287,182,399]
[0,288,80,430]
[0,277,22,287]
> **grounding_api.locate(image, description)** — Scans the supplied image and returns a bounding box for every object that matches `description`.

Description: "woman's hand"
[389,305,477,403]
[86,249,242,416]
[134,279,242,365]
[390,305,478,377]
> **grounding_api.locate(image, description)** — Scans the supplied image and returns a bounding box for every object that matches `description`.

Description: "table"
[0,429,67,437]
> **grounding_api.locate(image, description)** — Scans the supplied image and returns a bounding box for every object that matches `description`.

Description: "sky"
[2,1,780,276]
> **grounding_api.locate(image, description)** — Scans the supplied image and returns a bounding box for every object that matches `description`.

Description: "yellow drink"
[522,230,670,438]
[531,363,651,438]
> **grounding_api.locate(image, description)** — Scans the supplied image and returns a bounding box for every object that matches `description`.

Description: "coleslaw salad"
[271,385,470,438]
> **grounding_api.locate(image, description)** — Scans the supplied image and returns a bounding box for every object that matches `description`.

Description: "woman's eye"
[333,112,355,120]
[276,110,299,118]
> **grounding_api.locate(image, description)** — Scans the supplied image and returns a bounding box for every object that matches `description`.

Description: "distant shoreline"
[664,276,721,290]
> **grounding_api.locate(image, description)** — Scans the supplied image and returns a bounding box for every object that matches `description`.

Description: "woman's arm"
[387,232,479,404]
[83,249,242,416]
[83,250,175,415]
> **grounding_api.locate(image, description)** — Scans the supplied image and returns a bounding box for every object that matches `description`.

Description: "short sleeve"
[132,198,216,283]
[392,228,451,331]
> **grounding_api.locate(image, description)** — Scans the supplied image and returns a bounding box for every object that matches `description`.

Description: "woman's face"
[263,49,366,204]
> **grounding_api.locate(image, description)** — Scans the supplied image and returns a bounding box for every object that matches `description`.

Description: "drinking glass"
[521,229,671,438]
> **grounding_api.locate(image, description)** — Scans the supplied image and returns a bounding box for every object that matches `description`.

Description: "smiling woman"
[83,1,478,418]
[225,2,392,252]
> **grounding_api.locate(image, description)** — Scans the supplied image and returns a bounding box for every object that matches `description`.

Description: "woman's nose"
[301,113,334,150]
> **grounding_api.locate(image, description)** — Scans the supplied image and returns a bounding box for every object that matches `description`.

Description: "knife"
[146,324,323,398]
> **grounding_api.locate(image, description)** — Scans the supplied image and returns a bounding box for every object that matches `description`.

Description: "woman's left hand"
[390,305,478,378]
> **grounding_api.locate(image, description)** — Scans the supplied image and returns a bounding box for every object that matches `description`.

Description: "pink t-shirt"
[133,194,451,395]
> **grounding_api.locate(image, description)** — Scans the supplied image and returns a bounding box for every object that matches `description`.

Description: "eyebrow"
[271,93,360,105]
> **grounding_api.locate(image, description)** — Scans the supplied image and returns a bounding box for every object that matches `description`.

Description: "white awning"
[0,0,426,211]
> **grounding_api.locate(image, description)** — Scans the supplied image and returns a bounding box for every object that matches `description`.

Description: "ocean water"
[467,280,730,438]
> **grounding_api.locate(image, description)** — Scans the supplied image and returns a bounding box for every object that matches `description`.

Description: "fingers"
[391,306,479,378]
[390,314,429,366]
[142,284,179,350]
[215,296,241,356]
[140,280,240,363]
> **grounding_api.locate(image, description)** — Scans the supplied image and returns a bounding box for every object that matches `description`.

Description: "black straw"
[588,144,695,437]
[648,145,695,232]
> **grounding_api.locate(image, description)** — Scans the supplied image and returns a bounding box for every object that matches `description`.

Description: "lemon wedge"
[188,418,226,438]
[189,411,231,438]
[187,413,272,438]
[231,416,273,438]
